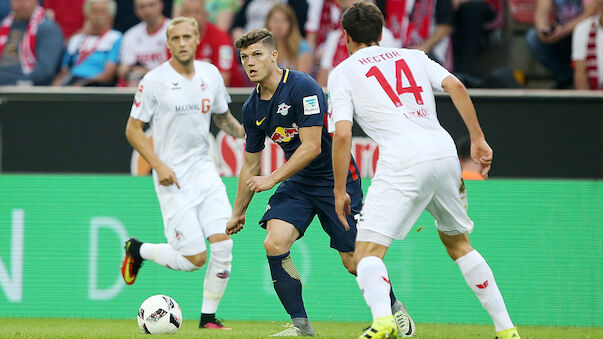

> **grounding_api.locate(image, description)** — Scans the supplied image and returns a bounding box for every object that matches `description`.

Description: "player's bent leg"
[265,220,314,336]
[200,233,233,330]
[122,238,204,284]
[141,242,204,271]
[439,231,518,337]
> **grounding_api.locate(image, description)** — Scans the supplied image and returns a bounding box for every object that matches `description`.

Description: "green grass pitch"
[0,319,601,338]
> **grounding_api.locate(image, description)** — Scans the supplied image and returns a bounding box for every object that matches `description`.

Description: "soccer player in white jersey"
[118,0,170,87]
[122,16,245,330]
[329,3,520,339]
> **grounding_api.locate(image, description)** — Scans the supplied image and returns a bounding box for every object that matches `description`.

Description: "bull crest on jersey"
[270,123,299,143]
[276,102,291,116]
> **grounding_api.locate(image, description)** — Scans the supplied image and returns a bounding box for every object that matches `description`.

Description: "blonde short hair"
[166,16,199,38]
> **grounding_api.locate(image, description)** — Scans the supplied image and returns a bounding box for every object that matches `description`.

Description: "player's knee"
[263,237,288,256]
[210,238,233,264]
[185,252,207,268]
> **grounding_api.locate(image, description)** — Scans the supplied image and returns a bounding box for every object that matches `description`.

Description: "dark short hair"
[341,2,384,45]
[234,28,276,50]
[456,136,472,161]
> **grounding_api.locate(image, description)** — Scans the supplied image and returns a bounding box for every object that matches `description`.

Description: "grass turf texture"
[0,319,601,338]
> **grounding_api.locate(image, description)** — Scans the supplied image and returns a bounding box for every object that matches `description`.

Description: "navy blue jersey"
[242,69,359,187]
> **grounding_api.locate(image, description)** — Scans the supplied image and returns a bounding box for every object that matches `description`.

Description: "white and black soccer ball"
[137,294,182,335]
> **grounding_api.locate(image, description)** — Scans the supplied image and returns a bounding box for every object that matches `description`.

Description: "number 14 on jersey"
[366,59,424,107]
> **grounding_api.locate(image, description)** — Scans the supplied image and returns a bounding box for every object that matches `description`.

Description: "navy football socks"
[267,252,308,319]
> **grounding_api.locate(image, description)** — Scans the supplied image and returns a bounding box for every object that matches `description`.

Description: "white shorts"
[156,174,232,256]
[357,156,473,243]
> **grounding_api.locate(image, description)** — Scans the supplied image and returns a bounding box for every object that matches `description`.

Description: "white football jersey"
[120,19,170,69]
[328,46,457,169]
[130,61,231,188]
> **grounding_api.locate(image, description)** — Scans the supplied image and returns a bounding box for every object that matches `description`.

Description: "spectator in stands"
[0,0,64,86]
[305,0,340,50]
[114,0,173,33]
[452,0,498,75]
[231,0,308,43]
[180,0,243,86]
[43,0,85,40]
[316,0,397,87]
[173,0,241,32]
[118,0,170,87]
[572,0,603,90]
[526,0,596,89]
[457,136,486,180]
[52,0,121,86]
[265,3,312,73]
[377,0,454,70]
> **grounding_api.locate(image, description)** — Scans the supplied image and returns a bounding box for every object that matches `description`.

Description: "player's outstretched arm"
[442,75,493,179]
[332,120,353,230]
[213,110,245,138]
[227,151,262,235]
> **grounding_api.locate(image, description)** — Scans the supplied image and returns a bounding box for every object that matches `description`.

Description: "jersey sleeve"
[421,51,452,92]
[129,76,157,122]
[291,74,326,128]
[210,65,232,114]
[327,66,354,133]
[242,100,265,153]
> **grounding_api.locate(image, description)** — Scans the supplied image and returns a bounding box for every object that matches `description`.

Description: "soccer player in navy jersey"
[225,28,415,337]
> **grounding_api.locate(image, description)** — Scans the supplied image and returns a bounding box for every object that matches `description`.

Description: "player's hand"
[334,190,352,231]
[470,138,493,179]
[246,175,276,192]
[156,163,181,189]
[226,214,245,235]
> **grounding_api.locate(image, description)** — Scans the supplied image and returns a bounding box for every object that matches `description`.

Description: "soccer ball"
[137,294,182,335]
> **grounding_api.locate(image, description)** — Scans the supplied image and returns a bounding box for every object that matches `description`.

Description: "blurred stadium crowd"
[0,0,601,90]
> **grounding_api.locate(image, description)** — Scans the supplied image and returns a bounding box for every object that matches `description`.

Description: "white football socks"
[456,250,514,331]
[201,239,233,314]
[357,256,393,320]
[139,243,200,272]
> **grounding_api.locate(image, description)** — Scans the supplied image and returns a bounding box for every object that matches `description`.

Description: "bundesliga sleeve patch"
[302,95,320,115]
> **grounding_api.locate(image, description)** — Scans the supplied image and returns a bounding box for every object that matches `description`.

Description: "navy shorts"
[259,178,363,252]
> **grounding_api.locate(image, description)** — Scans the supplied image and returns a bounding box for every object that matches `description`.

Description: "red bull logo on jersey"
[270,123,299,143]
